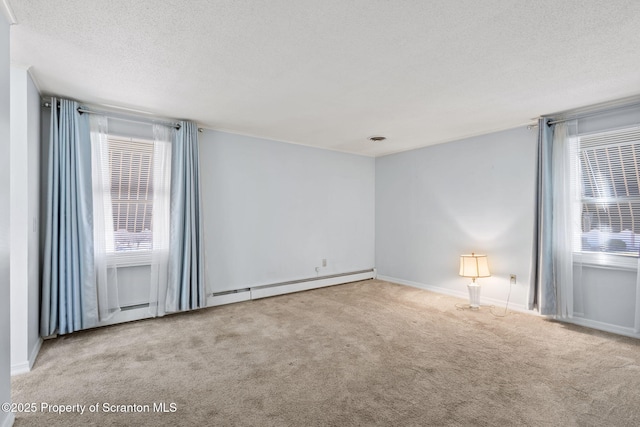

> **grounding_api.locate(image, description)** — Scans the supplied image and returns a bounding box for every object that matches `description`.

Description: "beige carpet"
[11,279,640,426]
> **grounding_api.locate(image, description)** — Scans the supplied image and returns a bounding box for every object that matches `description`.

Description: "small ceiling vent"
[369,136,386,142]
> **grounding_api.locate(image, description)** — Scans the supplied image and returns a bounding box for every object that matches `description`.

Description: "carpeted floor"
[10,279,640,426]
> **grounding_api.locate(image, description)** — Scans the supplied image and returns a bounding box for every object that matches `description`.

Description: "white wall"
[0,13,13,427]
[27,72,40,357]
[10,67,41,374]
[199,130,375,293]
[375,126,537,310]
[573,265,636,328]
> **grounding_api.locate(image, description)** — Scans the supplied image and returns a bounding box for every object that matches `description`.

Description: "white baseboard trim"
[251,270,375,300]
[28,337,42,370]
[1,412,15,427]
[11,361,30,376]
[560,316,640,339]
[11,337,43,376]
[377,275,531,314]
[97,306,153,327]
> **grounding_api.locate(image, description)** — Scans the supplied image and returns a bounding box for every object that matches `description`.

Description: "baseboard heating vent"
[207,288,252,307]
[204,270,375,308]
[121,303,150,311]
[250,269,375,300]
[210,288,251,297]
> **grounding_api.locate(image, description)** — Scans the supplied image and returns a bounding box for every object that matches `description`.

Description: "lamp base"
[467,283,481,309]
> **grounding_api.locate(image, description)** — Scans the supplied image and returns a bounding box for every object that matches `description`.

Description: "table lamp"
[459,253,490,309]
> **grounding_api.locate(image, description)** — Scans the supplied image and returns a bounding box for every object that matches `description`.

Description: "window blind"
[108,137,154,252]
[578,127,640,255]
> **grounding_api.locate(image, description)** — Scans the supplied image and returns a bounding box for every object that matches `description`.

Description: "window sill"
[574,252,639,271]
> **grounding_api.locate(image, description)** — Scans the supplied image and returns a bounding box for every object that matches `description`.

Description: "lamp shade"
[459,253,491,278]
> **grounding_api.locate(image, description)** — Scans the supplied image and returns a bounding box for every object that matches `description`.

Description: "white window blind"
[107,136,154,261]
[577,127,640,256]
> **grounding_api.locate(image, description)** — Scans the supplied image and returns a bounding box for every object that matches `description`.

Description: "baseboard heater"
[121,303,150,311]
[206,269,375,307]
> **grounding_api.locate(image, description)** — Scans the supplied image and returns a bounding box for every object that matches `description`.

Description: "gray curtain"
[166,121,205,312]
[41,98,97,335]
[528,117,557,314]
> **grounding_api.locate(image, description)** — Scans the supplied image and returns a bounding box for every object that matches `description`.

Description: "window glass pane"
[581,201,640,254]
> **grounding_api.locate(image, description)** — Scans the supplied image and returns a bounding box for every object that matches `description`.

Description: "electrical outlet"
[510,274,517,285]
[322,259,327,267]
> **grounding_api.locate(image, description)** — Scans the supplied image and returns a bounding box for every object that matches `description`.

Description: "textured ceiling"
[7,0,640,156]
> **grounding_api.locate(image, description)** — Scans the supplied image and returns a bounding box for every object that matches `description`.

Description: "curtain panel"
[41,98,97,336]
[529,117,557,315]
[166,121,206,312]
[89,114,121,321]
[149,124,173,317]
[551,121,578,318]
[529,118,578,317]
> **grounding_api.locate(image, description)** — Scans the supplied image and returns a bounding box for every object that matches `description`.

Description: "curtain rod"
[546,99,640,127]
[43,101,182,130]
[77,107,181,130]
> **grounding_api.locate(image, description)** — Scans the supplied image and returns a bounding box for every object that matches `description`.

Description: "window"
[109,137,154,253]
[91,126,171,268]
[576,127,640,258]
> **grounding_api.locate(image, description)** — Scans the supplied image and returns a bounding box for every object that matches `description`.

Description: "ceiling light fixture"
[369,136,386,142]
